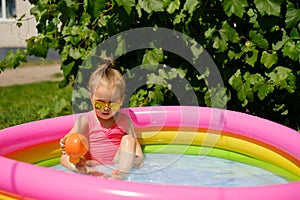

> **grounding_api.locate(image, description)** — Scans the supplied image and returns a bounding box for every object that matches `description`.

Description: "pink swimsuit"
[85,111,126,164]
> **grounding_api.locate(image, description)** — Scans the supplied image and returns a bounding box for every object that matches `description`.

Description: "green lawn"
[0,81,73,129]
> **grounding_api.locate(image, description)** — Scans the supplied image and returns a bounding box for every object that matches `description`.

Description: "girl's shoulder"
[72,112,91,137]
[115,111,137,136]
[116,112,134,124]
[115,112,133,132]
[77,112,90,125]
[116,111,129,120]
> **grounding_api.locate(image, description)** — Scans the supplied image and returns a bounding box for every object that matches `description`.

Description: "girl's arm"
[60,114,90,172]
[126,117,144,167]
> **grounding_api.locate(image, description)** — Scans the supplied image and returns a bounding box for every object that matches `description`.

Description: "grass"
[0,81,73,130]
[20,60,61,67]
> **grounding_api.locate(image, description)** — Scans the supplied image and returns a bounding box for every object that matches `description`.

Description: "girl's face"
[91,86,123,120]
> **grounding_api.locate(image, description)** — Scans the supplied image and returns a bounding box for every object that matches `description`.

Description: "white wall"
[0,0,37,48]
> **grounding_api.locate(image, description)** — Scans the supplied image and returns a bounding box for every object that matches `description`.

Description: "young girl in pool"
[60,57,144,179]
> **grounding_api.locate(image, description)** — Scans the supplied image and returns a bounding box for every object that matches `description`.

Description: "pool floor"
[51,154,288,187]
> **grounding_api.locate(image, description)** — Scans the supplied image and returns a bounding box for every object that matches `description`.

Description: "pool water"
[51,154,288,187]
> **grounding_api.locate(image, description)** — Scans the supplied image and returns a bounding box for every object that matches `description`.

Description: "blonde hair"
[88,57,125,100]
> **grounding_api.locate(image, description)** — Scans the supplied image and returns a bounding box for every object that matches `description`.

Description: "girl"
[60,57,143,179]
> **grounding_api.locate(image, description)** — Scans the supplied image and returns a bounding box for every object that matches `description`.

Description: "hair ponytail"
[103,57,114,69]
[88,57,125,99]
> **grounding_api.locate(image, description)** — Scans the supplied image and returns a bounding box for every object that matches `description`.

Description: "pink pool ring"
[0,106,300,200]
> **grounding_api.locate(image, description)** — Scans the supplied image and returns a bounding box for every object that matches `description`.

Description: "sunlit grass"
[0,81,73,129]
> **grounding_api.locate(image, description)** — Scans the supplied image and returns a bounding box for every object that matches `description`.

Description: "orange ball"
[69,157,81,164]
[65,133,89,158]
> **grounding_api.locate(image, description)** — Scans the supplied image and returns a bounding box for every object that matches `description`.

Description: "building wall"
[0,0,37,48]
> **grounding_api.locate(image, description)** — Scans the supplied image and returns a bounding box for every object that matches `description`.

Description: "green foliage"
[37,97,69,119]
[1,0,300,129]
[0,49,27,70]
[222,0,248,18]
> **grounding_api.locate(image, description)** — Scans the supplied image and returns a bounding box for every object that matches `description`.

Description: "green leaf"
[285,2,300,28]
[245,46,259,67]
[26,35,49,58]
[261,51,278,69]
[158,68,169,79]
[147,73,167,88]
[242,72,254,102]
[251,73,271,100]
[249,73,265,85]
[61,45,70,62]
[69,48,82,60]
[72,87,89,100]
[65,0,74,7]
[30,5,42,21]
[213,37,228,52]
[247,9,259,28]
[220,21,240,43]
[249,30,268,49]
[282,40,300,61]
[61,62,75,77]
[166,0,180,14]
[169,68,185,79]
[237,84,248,102]
[135,3,142,18]
[190,39,204,59]
[204,86,228,108]
[229,70,256,105]
[222,0,248,18]
[204,27,216,39]
[213,23,238,52]
[115,0,135,15]
[87,0,107,17]
[254,0,283,16]
[149,86,164,104]
[129,89,148,107]
[142,48,164,65]
[173,11,186,25]
[228,50,243,60]
[255,83,272,100]
[177,68,187,79]
[290,27,300,40]
[241,41,259,67]
[183,0,201,14]
[272,30,289,51]
[115,35,126,56]
[0,49,27,69]
[53,98,67,114]
[138,0,164,13]
[228,69,243,91]
[267,66,296,93]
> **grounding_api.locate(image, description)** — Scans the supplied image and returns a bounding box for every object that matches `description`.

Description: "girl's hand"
[88,171,106,177]
[59,137,66,155]
[134,154,144,168]
[75,158,88,173]
[76,159,107,177]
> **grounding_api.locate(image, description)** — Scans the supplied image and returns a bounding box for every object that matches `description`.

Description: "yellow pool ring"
[139,131,300,177]
[6,130,300,178]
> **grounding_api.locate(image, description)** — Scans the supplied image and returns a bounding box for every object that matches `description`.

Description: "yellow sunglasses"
[93,100,121,111]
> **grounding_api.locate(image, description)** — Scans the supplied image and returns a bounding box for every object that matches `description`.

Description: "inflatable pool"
[1,106,300,199]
